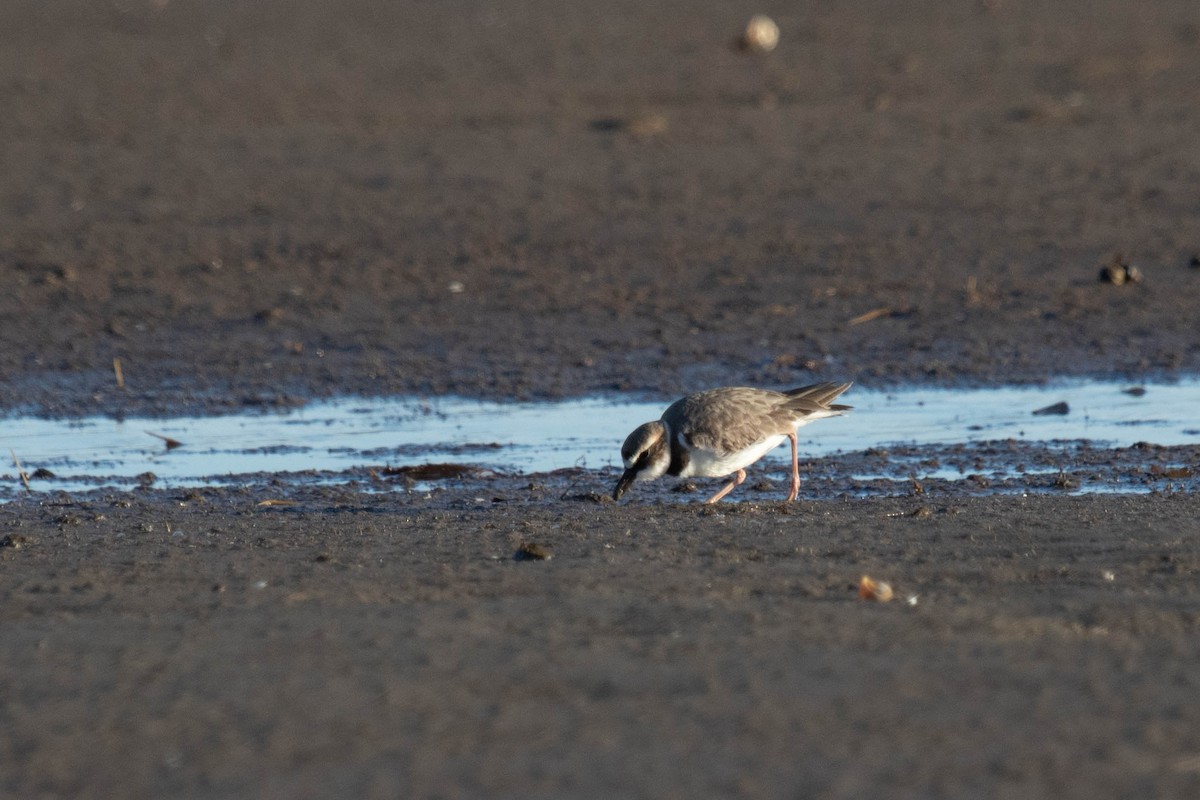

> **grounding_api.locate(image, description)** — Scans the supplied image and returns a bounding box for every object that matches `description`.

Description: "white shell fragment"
[738,14,780,53]
[858,575,894,602]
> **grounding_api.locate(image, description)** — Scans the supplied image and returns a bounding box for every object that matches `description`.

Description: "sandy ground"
[3,0,1200,415]
[3,1,1200,797]
[4,488,1200,799]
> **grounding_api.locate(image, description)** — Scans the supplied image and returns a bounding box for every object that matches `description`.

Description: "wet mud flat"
[7,414,1197,799]
[3,485,1200,798]
[4,380,1199,499]
[5,437,1200,502]
[4,0,1200,796]
[4,0,1200,418]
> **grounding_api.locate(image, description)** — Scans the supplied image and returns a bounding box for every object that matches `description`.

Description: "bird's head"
[612,421,670,501]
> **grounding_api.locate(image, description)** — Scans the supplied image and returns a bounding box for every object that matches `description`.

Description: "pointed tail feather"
[783,381,853,414]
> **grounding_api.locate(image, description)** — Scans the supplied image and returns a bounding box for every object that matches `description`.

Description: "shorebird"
[612,382,852,503]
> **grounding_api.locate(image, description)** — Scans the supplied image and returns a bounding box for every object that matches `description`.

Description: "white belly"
[677,433,787,478]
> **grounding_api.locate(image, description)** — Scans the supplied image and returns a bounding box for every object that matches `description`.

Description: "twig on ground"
[11,450,30,493]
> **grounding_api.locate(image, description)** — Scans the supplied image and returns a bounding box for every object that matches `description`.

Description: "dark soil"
[3,0,1200,416]
[3,487,1200,798]
[3,1,1200,797]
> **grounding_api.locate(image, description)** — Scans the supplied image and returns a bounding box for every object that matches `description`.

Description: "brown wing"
[662,387,796,456]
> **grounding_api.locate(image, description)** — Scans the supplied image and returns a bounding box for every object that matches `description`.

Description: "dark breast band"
[667,432,689,476]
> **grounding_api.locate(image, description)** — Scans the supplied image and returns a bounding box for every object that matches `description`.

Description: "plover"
[612,382,852,503]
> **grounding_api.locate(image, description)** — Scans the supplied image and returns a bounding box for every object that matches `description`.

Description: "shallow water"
[1,380,1197,496]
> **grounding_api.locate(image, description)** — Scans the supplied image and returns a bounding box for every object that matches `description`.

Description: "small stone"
[514,542,552,561]
[1032,401,1070,416]
[562,491,610,504]
[1053,472,1079,490]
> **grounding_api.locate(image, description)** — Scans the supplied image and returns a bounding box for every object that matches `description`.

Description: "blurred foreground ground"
[3,487,1200,798]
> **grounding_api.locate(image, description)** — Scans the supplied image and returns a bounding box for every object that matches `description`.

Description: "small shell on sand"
[737,15,779,53]
[1099,254,1143,286]
[858,575,894,602]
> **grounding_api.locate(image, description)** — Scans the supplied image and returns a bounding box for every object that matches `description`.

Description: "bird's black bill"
[613,469,637,501]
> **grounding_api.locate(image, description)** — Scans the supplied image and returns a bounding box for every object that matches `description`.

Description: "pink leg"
[705,468,746,503]
[786,432,801,502]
